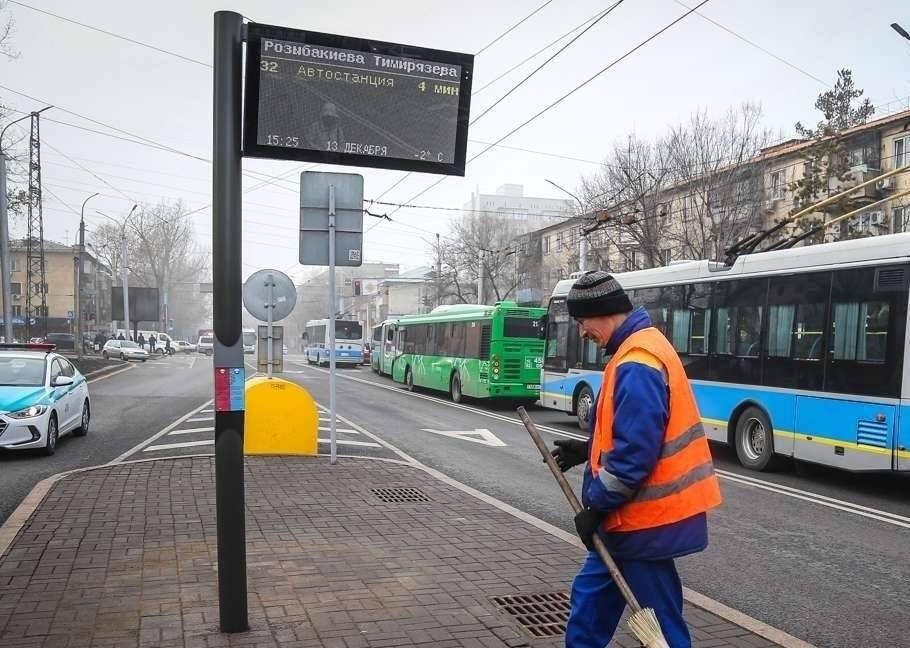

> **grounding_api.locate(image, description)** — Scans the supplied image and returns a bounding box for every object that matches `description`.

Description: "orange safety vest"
[591,327,722,532]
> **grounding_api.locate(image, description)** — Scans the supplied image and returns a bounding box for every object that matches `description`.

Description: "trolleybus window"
[504,316,543,339]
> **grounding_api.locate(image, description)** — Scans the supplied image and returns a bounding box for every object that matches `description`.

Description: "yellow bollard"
[244,376,319,455]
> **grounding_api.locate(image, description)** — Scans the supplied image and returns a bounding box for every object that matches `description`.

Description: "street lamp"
[74,192,99,358]
[0,105,53,343]
[546,178,590,272]
[95,205,138,338]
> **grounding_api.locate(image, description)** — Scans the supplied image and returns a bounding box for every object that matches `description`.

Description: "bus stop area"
[0,454,804,648]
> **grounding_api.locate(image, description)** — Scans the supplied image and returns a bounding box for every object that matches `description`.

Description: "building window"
[661,248,672,265]
[770,170,785,200]
[555,232,564,249]
[9,282,20,295]
[542,236,551,255]
[624,250,640,271]
[11,306,20,317]
[895,136,908,169]
[893,206,909,233]
[519,240,528,255]
[681,195,697,221]
[9,259,20,272]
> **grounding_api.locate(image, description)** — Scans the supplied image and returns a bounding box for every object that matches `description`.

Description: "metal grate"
[479,324,491,358]
[491,592,570,638]
[371,487,431,503]
[503,358,522,381]
[875,266,908,292]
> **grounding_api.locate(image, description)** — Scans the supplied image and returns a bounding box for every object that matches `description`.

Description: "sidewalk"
[0,456,801,648]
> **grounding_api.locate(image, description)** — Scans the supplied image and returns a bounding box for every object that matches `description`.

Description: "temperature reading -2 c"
[266,135,300,147]
[415,150,444,161]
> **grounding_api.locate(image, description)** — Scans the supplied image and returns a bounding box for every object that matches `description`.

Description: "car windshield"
[335,321,362,340]
[122,341,140,349]
[200,336,213,344]
[0,357,46,386]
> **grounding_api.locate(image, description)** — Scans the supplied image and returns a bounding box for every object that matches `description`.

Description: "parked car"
[0,343,91,456]
[197,335,214,356]
[44,333,75,351]
[102,339,149,362]
[173,340,196,354]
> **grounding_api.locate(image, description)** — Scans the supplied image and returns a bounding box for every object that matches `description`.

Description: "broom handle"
[517,407,643,613]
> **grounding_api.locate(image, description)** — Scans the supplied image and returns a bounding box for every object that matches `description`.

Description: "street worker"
[550,270,722,648]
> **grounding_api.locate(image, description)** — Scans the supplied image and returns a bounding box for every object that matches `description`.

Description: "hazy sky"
[1,0,908,281]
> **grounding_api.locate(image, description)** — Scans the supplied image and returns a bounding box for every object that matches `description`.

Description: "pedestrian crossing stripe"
[142,437,381,453]
[168,426,215,435]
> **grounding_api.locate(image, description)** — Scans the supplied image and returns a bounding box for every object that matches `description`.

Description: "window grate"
[479,324,491,358]
[874,267,908,292]
[370,487,431,503]
[490,592,570,638]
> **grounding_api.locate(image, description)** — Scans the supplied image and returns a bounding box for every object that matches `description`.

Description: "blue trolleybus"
[541,233,910,472]
[303,319,364,366]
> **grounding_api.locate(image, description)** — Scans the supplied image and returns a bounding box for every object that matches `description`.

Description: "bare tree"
[433,213,526,304]
[89,200,209,332]
[662,103,771,260]
[0,1,16,60]
[580,135,672,270]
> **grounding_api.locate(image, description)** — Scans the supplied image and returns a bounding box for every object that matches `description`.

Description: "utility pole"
[476,249,485,305]
[121,229,130,338]
[26,111,50,340]
[75,193,99,358]
[435,233,441,308]
[0,151,11,343]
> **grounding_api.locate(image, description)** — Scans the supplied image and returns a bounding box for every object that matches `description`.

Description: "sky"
[1,0,908,283]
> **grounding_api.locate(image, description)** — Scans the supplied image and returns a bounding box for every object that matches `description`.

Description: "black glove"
[549,439,588,472]
[574,508,605,551]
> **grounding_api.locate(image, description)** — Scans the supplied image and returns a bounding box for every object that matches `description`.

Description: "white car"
[0,344,91,456]
[197,335,214,356]
[102,340,149,362]
[174,340,196,354]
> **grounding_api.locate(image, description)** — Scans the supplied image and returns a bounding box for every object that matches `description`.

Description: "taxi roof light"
[0,343,56,352]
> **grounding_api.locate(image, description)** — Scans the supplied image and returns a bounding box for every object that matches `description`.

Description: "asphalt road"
[282,358,910,648]
[0,353,213,525]
[3,354,908,647]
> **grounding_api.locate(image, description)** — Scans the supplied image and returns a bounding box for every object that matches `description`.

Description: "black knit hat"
[566,271,633,319]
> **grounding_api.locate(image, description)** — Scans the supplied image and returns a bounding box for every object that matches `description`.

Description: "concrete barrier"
[244,376,318,456]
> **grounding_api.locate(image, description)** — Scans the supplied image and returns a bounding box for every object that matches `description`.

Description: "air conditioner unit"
[11,294,20,302]
[877,177,896,191]
[870,211,885,226]
[763,198,778,213]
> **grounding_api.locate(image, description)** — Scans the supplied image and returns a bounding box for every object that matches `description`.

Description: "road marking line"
[294,362,587,441]
[87,364,134,384]
[318,426,358,434]
[168,426,215,436]
[297,364,910,532]
[201,409,214,414]
[716,470,910,529]
[317,438,380,448]
[143,439,214,452]
[186,416,214,423]
[109,400,213,463]
[189,355,197,370]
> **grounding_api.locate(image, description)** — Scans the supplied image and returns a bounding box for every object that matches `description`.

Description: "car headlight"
[8,405,48,419]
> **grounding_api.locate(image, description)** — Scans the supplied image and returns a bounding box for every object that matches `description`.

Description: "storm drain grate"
[491,591,570,638]
[371,487,431,503]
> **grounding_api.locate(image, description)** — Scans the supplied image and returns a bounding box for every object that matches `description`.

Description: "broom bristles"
[627,607,670,648]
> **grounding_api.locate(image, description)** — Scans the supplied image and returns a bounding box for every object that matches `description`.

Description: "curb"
[0,438,816,648]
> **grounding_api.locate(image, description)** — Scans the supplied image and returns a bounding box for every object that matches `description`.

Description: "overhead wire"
[8,1,211,68]
[474,0,556,56]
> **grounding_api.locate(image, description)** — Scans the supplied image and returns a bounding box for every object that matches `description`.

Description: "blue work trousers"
[566,552,690,648]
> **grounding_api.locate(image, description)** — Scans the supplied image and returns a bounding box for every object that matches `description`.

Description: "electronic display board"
[243,22,473,175]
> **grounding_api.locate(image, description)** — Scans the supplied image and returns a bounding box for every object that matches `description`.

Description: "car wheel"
[73,401,90,437]
[575,385,596,431]
[43,414,58,456]
[735,406,777,471]
[405,367,415,392]
[102,351,109,360]
[141,358,147,363]
[450,373,463,403]
[120,353,126,361]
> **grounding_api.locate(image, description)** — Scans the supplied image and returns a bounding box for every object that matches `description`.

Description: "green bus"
[377,302,546,402]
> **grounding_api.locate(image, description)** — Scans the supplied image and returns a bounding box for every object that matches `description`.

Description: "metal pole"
[329,185,338,466]
[0,154,13,342]
[435,232,441,308]
[266,273,274,379]
[579,234,588,272]
[212,10,248,634]
[477,250,484,304]
[328,184,338,465]
[121,231,130,338]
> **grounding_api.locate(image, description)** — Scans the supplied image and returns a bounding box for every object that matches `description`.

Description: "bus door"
[541,298,573,413]
[898,399,910,471]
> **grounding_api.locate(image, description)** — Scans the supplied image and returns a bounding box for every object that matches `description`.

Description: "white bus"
[303,319,363,366]
[242,328,257,355]
[541,232,910,473]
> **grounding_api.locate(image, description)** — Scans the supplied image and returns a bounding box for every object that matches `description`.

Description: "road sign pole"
[328,184,338,465]
[212,9,248,634]
[0,155,14,342]
[266,273,274,379]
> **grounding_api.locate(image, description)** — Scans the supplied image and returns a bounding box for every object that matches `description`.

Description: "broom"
[517,406,670,648]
